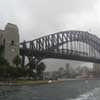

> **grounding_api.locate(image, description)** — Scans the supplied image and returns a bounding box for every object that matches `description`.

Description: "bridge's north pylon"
[20,30,100,67]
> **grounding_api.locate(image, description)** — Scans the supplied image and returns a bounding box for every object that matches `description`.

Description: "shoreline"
[0,78,100,86]
[0,80,64,86]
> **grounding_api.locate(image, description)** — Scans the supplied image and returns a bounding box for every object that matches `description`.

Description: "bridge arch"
[20,30,100,67]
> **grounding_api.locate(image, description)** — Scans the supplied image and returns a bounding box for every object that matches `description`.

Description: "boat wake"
[68,88,100,100]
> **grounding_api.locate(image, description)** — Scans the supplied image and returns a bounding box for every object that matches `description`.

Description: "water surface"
[0,80,100,100]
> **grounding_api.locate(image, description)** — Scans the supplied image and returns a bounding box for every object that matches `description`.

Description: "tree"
[0,48,22,80]
[0,45,4,57]
[0,57,12,80]
[37,62,46,80]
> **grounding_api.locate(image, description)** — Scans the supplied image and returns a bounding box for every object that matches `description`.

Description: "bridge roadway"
[20,48,100,63]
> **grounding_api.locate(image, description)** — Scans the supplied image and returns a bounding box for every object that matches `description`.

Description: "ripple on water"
[0,80,100,100]
[69,88,100,100]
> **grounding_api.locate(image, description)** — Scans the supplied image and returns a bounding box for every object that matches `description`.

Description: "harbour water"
[0,79,100,100]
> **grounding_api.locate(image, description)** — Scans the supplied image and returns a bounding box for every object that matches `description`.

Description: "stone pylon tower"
[4,23,19,66]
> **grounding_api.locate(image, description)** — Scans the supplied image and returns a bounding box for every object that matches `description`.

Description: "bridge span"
[20,30,100,67]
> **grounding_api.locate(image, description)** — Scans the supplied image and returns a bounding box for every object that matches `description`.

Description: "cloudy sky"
[0,0,99,70]
[0,0,100,41]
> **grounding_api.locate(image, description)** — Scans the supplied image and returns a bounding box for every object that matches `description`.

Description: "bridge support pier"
[22,55,25,67]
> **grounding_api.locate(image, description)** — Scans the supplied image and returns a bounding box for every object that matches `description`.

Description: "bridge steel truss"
[20,31,100,68]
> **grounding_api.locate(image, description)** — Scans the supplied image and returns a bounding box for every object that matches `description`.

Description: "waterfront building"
[93,63,100,77]
[0,23,19,66]
[93,63,100,73]
[43,71,59,80]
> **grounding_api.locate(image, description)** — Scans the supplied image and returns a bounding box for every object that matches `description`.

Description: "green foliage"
[37,62,46,72]
[37,62,46,80]
[0,55,23,80]
[0,58,11,80]
[0,47,27,80]
[0,46,47,80]
[0,57,9,65]
[0,45,4,57]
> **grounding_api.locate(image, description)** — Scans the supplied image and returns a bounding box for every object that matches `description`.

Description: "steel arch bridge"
[20,30,100,67]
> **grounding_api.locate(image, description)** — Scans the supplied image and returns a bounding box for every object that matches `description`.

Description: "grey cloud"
[0,0,99,40]
[0,0,97,70]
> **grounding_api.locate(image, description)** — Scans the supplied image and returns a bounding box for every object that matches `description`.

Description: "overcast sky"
[0,0,99,70]
[0,0,100,41]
